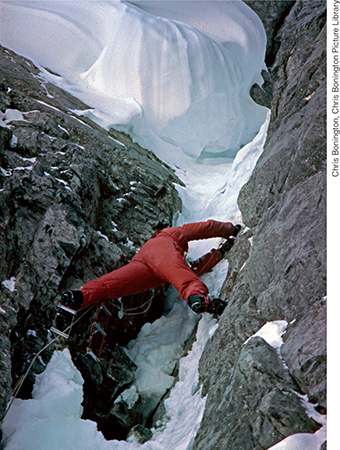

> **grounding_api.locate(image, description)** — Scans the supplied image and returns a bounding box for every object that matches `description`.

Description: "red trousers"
[81,220,235,307]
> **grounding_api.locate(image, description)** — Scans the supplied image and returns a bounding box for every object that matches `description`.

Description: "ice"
[174,111,270,227]
[244,320,288,350]
[1,277,17,292]
[0,0,268,168]
[125,299,200,418]
[1,318,217,450]
[1,349,109,450]
[146,314,218,450]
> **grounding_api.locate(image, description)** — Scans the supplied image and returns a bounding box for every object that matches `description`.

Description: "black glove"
[60,290,83,309]
[188,295,227,316]
[207,298,227,316]
[187,294,209,313]
[219,237,235,255]
[233,224,242,236]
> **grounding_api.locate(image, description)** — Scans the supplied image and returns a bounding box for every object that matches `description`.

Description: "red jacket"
[81,220,236,306]
[156,219,235,253]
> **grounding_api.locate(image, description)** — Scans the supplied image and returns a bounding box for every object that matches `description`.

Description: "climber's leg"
[80,259,164,307]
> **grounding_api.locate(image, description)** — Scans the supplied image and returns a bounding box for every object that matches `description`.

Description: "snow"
[1,277,17,292]
[267,394,327,450]
[0,1,326,450]
[0,109,25,126]
[27,330,37,337]
[1,318,218,450]
[125,299,200,419]
[0,0,268,168]
[243,321,327,449]
[96,230,110,242]
[1,350,107,450]
[244,320,288,350]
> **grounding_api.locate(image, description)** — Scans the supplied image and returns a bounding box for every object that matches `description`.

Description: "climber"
[61,219,241,316]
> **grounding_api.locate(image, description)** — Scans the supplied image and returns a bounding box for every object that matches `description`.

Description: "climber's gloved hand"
[219,237,235,255]
[188,295,227,316]
[207,298,227,316]
[187,294,209,313]
[60,290,84,310]
[233,224,242,236]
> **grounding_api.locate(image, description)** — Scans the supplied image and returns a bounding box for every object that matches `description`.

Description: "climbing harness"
[113,297,154,316]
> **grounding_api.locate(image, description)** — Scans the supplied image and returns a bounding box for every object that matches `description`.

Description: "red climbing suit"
[80,220,236,307]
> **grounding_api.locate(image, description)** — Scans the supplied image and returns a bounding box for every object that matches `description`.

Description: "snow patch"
[1,349,107,450]
[244,320,288,350]
[96,231,110,242]
[2,277,17,292]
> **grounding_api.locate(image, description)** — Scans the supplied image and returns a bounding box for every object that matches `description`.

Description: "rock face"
[193,1,326,449]
[244,1,295,66]
[0,44,181,437]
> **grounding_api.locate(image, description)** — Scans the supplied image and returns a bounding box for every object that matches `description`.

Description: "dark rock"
[281,298,326,410]
[77,345,139,440]
[238,1,326,421]
[0,127,12,166]
[105,386,142,440]
[0,326,11,420]
[193,1,326,449]
[243,171,326,321]
[219,227,253,300]
[0,44,181,436]
[198,278,267,401]
[244,1,295,66]
[195,337,320,450]
[250,69,274,108]
[127,424,153,444]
